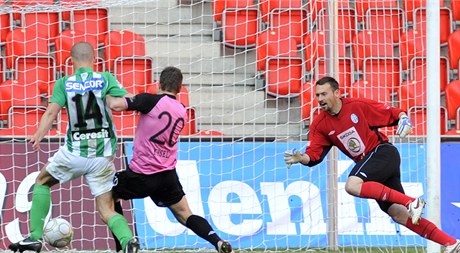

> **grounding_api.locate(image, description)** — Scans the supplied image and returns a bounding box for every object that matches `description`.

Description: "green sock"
[108,214,133,250]
[30,184,51,241]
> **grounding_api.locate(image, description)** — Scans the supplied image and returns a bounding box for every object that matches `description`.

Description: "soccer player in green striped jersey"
[9,42,138,253]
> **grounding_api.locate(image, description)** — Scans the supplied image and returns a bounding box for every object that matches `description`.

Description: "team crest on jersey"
[350,113,359,123]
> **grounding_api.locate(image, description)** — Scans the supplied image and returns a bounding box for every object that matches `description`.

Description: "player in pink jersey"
[284,77,460,253]
[106,66,234,253]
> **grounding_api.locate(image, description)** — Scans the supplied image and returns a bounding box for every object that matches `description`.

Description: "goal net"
[0,0,454,252]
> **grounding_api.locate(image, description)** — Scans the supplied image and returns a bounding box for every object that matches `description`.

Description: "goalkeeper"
[106,66,234,253]
[284,77,460,253]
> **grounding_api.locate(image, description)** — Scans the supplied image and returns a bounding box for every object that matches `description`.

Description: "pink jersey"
[126,93,187,175]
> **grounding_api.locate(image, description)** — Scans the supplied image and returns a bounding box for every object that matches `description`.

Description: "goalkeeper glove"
[284,148,302,169]
[397,115,413,138]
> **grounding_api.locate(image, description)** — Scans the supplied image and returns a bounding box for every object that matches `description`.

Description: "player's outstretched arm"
[29,103,61,150]
[106,95,129,112]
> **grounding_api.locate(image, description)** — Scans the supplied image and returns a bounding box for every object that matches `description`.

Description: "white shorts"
[46,146,115,197]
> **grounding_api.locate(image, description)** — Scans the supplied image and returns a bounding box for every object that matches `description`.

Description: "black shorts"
[349,142,404,213]
[112,168,185,207]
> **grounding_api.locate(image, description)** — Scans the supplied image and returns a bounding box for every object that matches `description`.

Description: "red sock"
[359,181,415,206]
[405,218,457,246]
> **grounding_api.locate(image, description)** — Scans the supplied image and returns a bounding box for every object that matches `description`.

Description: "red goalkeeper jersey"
[305,97,403,166]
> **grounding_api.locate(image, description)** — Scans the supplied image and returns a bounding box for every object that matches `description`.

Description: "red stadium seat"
[355,0,398,22]
[400,29,425,70]
[0,57,4,84]
[112,111,138,137]
[445,80,460,121]
[5,28,49,69]
[60,4,109,44]
[104,30,147,72]
[398,80,425,112]
[0,103,62,137]
[5,28,55,84]
[448,31,460,71]
[0,13,10,43]
[314,57,353,93]
[256,29,299,72]
[362,58,401,90]
[303,30,347,71]
[0,79,44,122]
[266,57,303,97]
[54,30,99,71]
[114,57,153,94]
[309,0,351,26]
[7,106,46,129]
[260,0,308,45]
[401,0,445,23]
[14,56,56,85]
[407,105,448,135]
[10,0,54,5]
[409,56,449,93]
[364,7,405,44]
[213,0,254,21]
[349,80,394,104]
[181,107,197,135]
[316,7,357,44]
[413,7,452,45]
[213,0,259,48]
[300,81,318,126]
[352,30,394,71]
[14,11,60,40]
[192,130,224,136]
[452,0,460,22]
[256,30,302,97]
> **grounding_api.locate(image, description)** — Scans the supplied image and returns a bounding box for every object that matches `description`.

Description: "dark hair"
[316,77,340,91]
[160,66,183,94]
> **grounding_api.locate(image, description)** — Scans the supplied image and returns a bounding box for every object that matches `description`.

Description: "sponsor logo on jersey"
[72,128,111,141]
[338,128,356,140]
[65,78,105,92]
[348,137,361,152]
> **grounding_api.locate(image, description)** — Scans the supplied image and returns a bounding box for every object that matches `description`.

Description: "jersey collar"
[75,67,94,75]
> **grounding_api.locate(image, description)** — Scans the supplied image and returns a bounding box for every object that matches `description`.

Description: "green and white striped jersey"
[49,68,128,157]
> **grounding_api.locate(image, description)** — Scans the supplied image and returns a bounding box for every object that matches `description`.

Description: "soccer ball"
[43,218,73,248]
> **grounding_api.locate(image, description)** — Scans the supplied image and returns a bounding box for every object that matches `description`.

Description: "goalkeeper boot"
[8,237,42,253]
[124,238,139,253]
[217,240,234,253]
[408,197,426,225]
[445,240,460,253]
